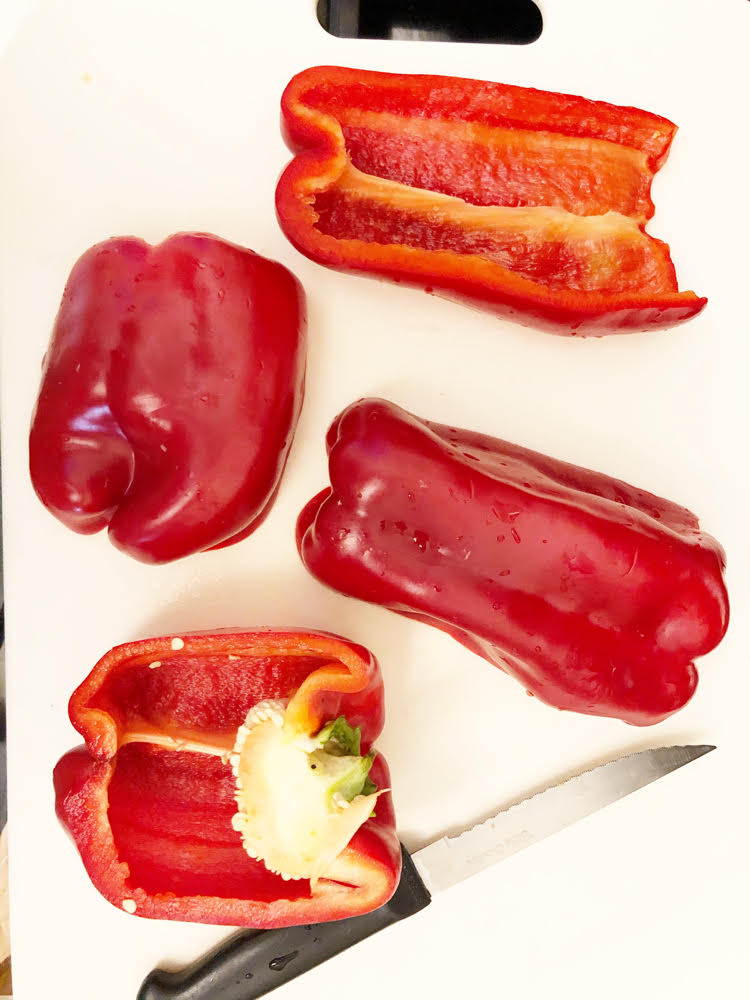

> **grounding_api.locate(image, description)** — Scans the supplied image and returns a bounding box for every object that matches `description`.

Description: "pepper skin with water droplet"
[29,233,306,563]
[296,399,729,725]
[276,66,706,334]
[53,629,400,927]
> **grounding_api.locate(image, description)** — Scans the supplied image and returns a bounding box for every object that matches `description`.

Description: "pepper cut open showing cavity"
[54,629,401,928]
[276,66,706,333]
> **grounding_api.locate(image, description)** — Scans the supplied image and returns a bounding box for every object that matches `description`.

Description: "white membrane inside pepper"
[230,699,379,884]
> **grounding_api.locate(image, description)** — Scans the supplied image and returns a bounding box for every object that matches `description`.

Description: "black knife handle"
[137,846,430,1000]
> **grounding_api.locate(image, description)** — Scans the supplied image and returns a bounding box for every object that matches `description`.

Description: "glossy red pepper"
[297,399,729,725]
[29,233,306,563]
[54,628,401,927]
[276,66,706,334]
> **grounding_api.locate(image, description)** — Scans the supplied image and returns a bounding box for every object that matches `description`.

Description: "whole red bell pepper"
[29,233,306,563]
[54,628,401,927]
[276,66,706,334]
[297,399,729,725]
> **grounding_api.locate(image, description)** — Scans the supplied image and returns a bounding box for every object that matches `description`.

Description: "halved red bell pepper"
[54,629,401,927]
[30,233,306,563]
[297,399,729,725]
[276,66,706,334]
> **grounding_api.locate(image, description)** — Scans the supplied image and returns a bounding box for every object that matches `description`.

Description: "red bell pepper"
[297,399,729,725]
[54,628,401,927]
[29,233,306,563]
[276,66,706,334]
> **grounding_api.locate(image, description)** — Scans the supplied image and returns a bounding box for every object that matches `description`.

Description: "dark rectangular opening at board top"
[318,0,543,44]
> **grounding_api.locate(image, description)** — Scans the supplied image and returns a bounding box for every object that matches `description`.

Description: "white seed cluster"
[170,637,185,650]
[234,700,287,739]
[229,699,299,879]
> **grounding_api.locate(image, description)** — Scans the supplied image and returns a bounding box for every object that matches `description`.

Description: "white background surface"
[0,1,748,998]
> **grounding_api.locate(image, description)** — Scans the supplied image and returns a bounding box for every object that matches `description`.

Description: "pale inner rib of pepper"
[230,700,380,884]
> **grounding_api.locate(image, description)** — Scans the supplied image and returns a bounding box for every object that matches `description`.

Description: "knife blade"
[137,744,714,1000]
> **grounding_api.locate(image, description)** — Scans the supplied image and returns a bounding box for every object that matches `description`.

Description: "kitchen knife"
[137,744,713,1000]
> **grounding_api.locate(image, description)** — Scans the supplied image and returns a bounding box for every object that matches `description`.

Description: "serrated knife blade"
[411,744,714,895]
[138,744,714,1000]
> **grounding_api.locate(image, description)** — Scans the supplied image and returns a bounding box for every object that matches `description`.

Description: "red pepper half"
[276,66,706,334]
[297,400,729,725]
[54,629,401,927]
[30,233,306,563]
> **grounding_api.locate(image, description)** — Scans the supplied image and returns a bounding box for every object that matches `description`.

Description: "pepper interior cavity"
[302,75,679,295]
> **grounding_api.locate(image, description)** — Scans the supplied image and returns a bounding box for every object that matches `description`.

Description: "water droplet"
[413,530,429,552]
[245,972,254,979]
[496,535,506,543]
[499,569,510,577]
[269,951,299,972]
[508,511,521,522]
[406,492,415,502]
[511,528,521,544]
[218,289,225,301]
[534,645,542,653]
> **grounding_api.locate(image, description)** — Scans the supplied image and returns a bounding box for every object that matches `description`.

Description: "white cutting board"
[1,1,748,998]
